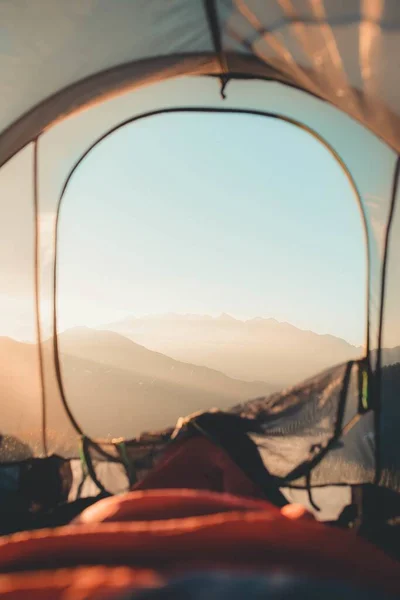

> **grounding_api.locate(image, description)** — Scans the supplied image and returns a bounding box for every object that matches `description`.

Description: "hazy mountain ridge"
[101,313,363,388]
[0,336,42,436]
[1,322,399,446]
[59,326,271,394]
[0,328,272,441]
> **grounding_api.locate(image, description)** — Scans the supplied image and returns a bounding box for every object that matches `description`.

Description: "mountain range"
[1,316,399,450]
[101,313,364,389]
[58,327,272,437]
[0,327,272,444]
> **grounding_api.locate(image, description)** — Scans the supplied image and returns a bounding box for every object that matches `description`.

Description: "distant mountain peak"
[59,325,91,336]
[217,313,237,322]
[138,313,213,321]
[246,316,264,323]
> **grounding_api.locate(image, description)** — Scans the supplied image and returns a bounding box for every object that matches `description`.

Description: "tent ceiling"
[0,0,399,166]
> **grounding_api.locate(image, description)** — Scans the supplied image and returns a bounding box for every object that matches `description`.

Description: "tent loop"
[220,74,229,100]
[203,0,229,100]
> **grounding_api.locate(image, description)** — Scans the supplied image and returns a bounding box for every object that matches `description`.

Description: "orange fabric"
[74,488,280,524]
[0,489,399,597]
[132,436,265,499]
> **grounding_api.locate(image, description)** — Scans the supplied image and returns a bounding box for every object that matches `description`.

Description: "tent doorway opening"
[55,110,366,442]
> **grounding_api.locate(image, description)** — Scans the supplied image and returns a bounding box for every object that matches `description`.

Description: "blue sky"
[57,110,366,346]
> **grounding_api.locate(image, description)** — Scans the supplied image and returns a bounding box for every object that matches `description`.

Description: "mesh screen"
[241,361,375,486]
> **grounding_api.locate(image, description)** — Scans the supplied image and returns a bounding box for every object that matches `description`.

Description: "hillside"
[57,327,271,438]
[0,337,43,459]
[0,329,272,442]
[0,335,81,458]
[1,326,398,451]
[101,313,363,388]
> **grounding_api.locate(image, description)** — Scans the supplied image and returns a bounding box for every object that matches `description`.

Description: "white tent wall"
[0,145,44,459]
[0,0,216,165]
[220,0,400,152]
[0,1,400,166]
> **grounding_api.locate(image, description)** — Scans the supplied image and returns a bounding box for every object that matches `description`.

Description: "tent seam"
[33,139,48,457]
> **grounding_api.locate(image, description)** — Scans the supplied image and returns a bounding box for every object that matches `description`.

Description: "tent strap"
[203,0,229,98]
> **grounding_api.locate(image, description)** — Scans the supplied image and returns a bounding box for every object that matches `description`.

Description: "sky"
[55,111,366,346]
[2,76,397,349]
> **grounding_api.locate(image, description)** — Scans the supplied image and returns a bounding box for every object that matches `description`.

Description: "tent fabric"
[241,361,377,486]
[0,0,400,166]
[168,359,399,491]
[239,360,398,489]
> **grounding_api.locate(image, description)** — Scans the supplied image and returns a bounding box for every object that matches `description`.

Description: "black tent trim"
[375,156,400,486]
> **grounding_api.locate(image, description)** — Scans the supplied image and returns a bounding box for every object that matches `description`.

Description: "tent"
[0,0,399,509]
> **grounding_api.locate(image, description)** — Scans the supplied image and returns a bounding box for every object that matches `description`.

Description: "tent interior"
[0,0,400,592]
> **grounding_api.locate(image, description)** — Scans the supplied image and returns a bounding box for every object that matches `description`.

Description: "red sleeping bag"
[0,488,399,599]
